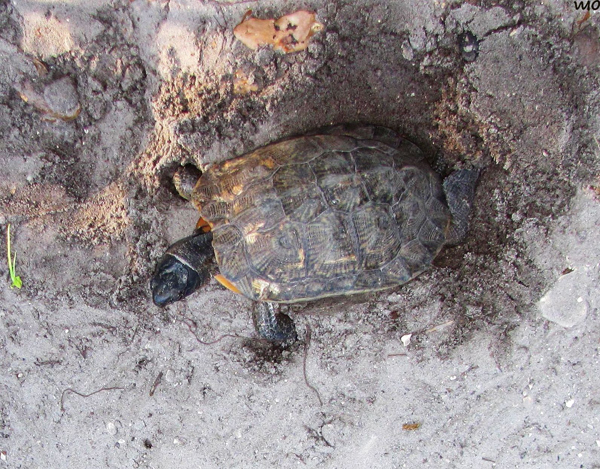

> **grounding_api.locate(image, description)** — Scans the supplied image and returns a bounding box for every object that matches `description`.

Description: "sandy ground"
[1,0,600,467]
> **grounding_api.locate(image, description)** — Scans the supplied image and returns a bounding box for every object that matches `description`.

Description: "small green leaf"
[6,224,23,289]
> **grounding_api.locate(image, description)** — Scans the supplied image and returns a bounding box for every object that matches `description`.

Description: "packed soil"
[1,1,599,467]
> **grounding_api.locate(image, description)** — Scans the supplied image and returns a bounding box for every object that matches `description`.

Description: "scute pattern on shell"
[192,132,451,302]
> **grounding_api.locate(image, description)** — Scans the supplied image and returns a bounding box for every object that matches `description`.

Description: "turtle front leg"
[252,302,298,345]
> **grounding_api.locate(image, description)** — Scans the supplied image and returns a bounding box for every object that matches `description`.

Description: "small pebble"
[401,334,412,347]
[401,41,414,61]
[538,270,589,327]
[165,369,175,383]
[106,421,118,435]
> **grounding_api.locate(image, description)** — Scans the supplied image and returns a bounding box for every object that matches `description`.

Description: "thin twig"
[181,316,242,345]
[303,324,323,406]
[424,320,455,333]
[202,0,257,5]
[149,372,164,397]
[60,386,126,412]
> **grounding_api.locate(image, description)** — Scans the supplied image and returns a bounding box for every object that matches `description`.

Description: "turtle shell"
[191,128,452,302]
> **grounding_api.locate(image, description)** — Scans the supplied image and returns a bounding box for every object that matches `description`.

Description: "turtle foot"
[252,302,298,346]
[173,165,202,201]
[443,168,480,245]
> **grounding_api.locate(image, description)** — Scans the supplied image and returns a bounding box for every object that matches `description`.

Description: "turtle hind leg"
[443,169,480,245]
[252,302,298,346]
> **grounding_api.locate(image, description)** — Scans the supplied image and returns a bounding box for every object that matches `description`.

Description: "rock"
[538,269,590,328]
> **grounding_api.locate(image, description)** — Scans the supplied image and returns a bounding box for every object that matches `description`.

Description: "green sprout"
[6,224,22,289]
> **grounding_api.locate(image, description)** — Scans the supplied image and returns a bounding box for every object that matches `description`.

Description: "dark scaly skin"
[150,231,213,306]
[252,302,297,345]
[442,169,480,244]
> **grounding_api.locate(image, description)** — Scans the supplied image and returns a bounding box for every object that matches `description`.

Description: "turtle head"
[150,255,206,306]
[150,232,214,306]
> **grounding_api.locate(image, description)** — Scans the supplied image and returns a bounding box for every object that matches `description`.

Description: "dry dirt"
[1,1,600,468]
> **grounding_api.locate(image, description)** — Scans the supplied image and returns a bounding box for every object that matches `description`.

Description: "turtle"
[150,125,479,345]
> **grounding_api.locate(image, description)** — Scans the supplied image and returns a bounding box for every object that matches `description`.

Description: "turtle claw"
[252,302,298,345]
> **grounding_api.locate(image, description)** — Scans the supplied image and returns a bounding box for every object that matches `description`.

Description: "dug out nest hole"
[105,13,577,351]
